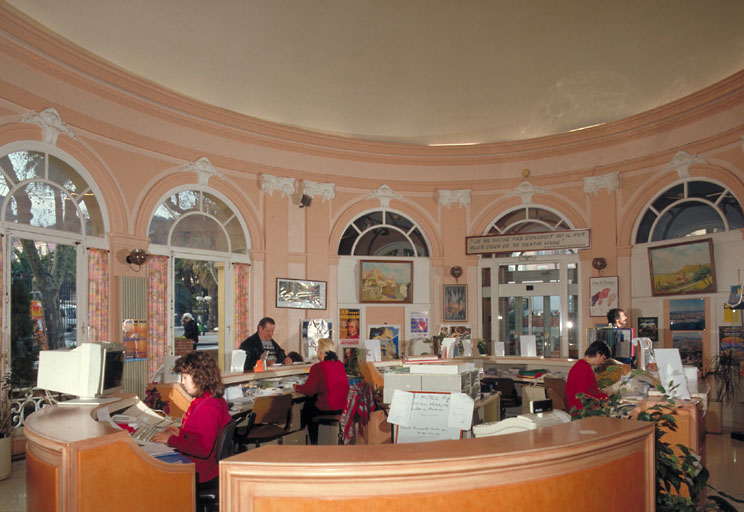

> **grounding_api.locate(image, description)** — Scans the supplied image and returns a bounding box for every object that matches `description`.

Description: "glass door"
[498,294,560,357]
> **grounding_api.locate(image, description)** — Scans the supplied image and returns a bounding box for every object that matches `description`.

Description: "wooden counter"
[220,416,655,512]
[24,396,195,512]
[222,364,311,386]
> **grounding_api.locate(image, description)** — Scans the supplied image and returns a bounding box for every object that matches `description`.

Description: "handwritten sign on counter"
[389,391,474,444]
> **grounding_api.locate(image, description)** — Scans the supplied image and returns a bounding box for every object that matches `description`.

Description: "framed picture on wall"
[637,316,659,342]
[443,284,467,322]
[276,278,327,309]
[648,238,716,296]
[589,276,618,317]
[360,260,413,303]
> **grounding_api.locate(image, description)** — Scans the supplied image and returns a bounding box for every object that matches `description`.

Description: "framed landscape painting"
[648,238,716,296]
[360,260,413,303]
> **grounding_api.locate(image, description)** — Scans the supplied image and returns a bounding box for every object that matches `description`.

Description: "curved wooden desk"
[221,416,654,512]
[24,396,195,512]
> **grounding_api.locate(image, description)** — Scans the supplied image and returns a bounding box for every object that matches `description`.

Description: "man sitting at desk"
[151,351,231,490]
[240,317,292,371]
[566,340,611,414]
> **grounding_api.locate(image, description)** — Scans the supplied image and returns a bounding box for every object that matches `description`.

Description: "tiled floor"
[2,430,742,511]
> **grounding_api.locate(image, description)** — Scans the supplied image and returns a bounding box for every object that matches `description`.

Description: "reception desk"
[24,395,195,512]
[220,416,655,511]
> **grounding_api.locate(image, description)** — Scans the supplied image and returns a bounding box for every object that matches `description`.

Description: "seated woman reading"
[565,340,612,414]
[294,338,350,445]
[151,351,232,490]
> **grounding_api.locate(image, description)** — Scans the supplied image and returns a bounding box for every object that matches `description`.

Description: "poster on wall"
[589,276,618,317]
[122,319,147,360]
[669,298,705,330]
[637,317,659,343]
[368,324,400,360]
[339,308,360,346]
[410,311,429,336]
[719,326,744,376]
[671,331,703,370]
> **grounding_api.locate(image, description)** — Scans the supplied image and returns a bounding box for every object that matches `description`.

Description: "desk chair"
[543,377,568,412]
[490,378,522,418]
[311,413,344,445]
[234,394,293,449]
[197,419,236,512]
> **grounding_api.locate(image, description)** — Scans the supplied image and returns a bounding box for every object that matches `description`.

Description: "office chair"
[543,377,568,412]
[197,418,236,512]
[234,394,293,449]
[490,378,522,418]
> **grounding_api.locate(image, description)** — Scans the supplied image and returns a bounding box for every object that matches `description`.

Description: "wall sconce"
[450,265,463,283]
[591,257,607,276]
[299,194,312,208]
[126,249,149,270]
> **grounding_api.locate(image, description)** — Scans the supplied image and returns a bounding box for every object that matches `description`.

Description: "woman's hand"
[162,425,179,436]
[150,431,171,444]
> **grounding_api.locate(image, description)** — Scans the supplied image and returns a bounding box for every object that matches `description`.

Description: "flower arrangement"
[144,383,170,415]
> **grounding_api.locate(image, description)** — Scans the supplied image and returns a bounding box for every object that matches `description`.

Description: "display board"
[388,391,473,444]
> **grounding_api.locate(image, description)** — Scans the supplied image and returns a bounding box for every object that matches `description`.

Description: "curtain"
[146,255,169,379]
[234,263,251,348]
[87,248,109,343]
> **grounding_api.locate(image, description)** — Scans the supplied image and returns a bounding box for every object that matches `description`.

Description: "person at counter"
[566,340,611,414]
[294,337,350,445]
[151,351,231,489]
[182,312,199,350]
[607,308,627,328]
[239,317,292,371]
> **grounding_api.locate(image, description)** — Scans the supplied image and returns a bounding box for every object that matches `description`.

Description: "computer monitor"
[587,327,634,361]
[37,342,125,405]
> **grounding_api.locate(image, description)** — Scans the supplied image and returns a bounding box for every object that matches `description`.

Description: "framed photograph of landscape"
[648,238,716,296]
[443,284,467,322]
[360,260,413,303]
[276,278,327,309]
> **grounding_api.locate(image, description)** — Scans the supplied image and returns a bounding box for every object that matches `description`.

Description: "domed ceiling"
[7,0,744,146]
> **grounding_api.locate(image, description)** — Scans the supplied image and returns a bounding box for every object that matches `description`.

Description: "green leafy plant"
[144,384,170,415]
[704,350,742,405]
[574,386,737,511]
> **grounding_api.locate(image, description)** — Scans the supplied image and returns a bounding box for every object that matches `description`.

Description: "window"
[1,147,104,387]
[483,206,576,257]
[148,188,249,351]
[635,180,744,243]
[338,210,430,256]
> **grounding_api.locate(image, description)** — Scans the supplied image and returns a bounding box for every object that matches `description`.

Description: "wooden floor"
[2,429,742,511]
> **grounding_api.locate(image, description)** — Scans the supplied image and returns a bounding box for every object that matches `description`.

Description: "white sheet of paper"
[654,348,691,400]
[365,339,382,362]
[493,341,505,356]
[230,350,247,372]
[387,389,414,426]
[461,339,473,357]
[447,392,474,430]
[520,335,537,357]
[441,337,457,359]
[225,385,243,401]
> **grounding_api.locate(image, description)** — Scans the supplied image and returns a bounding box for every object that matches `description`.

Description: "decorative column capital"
[437,189,471,208]
[20,107,77,145]
[583,172,619,196]
[260,174,296,197]
[303,180,336,202]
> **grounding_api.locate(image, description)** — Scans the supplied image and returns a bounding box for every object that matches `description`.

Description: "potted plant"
[704,349,743,438]
[0,374,13,480]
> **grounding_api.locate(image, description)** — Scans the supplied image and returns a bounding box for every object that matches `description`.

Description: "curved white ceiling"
[8,0,744,145]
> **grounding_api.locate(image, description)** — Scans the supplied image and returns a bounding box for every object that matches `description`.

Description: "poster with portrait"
[589,276,618,317]
[672,331,703,370]
[339,308,361,346]
[368,324,400,360]
[122,319,148,360]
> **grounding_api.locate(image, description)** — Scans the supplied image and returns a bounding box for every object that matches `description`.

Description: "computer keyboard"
[131,417,175,445]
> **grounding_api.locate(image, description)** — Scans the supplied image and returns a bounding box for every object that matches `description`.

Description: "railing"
[10,387,58,430]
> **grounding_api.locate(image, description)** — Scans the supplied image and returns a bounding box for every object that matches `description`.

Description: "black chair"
[197,418,236,512]
[311,413,344,445]
[233,394,293,449]
[491,378,522,418]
